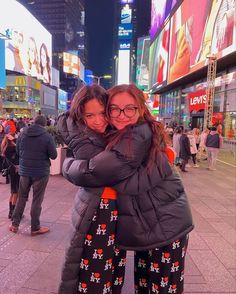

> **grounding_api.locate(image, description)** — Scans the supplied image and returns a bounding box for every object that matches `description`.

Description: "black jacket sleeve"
[62,123,160,188]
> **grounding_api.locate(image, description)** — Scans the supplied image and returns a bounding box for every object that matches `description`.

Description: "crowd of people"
[0,83,226,294]
[170,125,223,172]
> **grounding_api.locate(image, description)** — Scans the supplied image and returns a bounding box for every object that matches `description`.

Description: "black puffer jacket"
[63,122,194,250]
[57,115,194,293]
[16,124,57,177]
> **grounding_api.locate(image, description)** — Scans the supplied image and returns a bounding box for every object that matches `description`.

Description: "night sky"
[85,0,114,77]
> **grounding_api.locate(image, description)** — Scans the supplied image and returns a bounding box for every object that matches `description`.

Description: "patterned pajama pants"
[134,235,189,294]
[78,198,126,294]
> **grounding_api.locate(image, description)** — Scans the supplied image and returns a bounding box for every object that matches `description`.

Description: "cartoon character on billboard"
[6,30,25,74]
[196,0,235,63]
[27,37,40,78]
[39,43,51,84]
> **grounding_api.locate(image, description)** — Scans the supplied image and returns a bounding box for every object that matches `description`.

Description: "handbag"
[1,157,12,177]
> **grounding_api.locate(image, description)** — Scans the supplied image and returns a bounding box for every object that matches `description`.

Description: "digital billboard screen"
[150,0,177,40]
[2,0,52,85]
[121,6,132,23]
[149,22,170,91]
[63,52,80,76]
[168,0,236,84]
[0,39,6,89]
[118,23,133,39]
[136,37,150,89]
[58,89,68,111]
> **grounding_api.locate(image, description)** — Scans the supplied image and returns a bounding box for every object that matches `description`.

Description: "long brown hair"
[69,84,108,124]
[106,84,167,167]
[1,134,16,156]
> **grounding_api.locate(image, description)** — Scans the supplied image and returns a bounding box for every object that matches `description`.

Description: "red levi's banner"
[188,90,206,112]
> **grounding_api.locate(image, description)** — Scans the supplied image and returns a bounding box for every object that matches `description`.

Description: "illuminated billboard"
[58,89,68,111]
[2,0,52,85]
[168,0,236,84]
[119,41,131,50]
[63,52,80,76]
[0,39,6,89]
[149,22,170,91]
[121,0,134,3]
[118,24,133,39]
[136,37,150,89]
[121,6,132,23]
[150,0,177,40]
[117,50,130,84]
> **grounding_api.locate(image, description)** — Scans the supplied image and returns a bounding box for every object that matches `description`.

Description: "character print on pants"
[78,198,126,294]
[134,235,189,294]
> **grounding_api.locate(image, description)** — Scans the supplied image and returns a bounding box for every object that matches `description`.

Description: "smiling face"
[83,98,108,133]
[109,92,140,130]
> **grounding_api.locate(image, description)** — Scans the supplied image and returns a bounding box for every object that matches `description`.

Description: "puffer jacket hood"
[23,124,47,137]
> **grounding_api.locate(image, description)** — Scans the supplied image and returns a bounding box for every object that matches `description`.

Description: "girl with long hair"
[1,133,19,219]
[59,84,193,294]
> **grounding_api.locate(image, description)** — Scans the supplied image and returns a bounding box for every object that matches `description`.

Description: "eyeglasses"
[109,105,138,118]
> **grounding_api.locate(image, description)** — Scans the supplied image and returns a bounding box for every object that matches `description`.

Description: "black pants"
[12,175,49,231]
[78,198,126,294]
[134,235,189,294]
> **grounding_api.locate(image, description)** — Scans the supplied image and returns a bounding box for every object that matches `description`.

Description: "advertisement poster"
[168,0,236,84]
[0,39,6,89]
[1,0,52,85]
[149,22,170,91]
[63,52,80,76]
[136,37,150,89]
[150,0,177,40]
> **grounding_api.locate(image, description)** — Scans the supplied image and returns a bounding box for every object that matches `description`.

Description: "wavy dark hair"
[106,84,167,167]
[69,84,108,124]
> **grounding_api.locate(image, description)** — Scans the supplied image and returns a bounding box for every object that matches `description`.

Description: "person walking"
[172,127,182,166]
[188,129,199,167]
[62,84,193,294]
[198,128,209,161]
[1,133,19,218]
[205,126,223,170]
[179,129,191,172]
[9,115,57,235]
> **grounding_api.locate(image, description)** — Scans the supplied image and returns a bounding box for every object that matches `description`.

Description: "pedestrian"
[172,127,182,166]
[61,84,193,294]
[9,115,57,235]
[205,126,223,170]
[16,117,26,133]
[1,133,19,218]
[0,124,5,174]
[198,128,209,160]
[179,129,191,172]
[187,130,199,167]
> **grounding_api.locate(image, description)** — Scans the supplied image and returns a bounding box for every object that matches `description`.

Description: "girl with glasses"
[59,84,193,294]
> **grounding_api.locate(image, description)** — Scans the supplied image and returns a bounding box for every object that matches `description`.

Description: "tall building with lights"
[113,0,151,85]
[17,0,86,66]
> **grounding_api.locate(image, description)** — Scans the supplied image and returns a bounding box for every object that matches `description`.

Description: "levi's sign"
[188,90,206,112]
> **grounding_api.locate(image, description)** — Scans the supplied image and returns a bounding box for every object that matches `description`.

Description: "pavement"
[0,159,235,294]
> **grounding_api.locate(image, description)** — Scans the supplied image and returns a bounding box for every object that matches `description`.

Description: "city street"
[0,160,235,294]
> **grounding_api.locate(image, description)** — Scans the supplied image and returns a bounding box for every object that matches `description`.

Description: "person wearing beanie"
[9,114,57,236]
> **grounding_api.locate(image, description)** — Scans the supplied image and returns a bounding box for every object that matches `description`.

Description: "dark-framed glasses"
[109,105,138,118]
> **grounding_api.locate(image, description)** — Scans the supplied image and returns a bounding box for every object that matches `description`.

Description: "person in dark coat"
[179,129,191,172]
[61,84,194,294]
[9,115,57,235]
[1,133,19,218]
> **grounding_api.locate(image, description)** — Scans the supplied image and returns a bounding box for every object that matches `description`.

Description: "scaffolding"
[203,55,217,129]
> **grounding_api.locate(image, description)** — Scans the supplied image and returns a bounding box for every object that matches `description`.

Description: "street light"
[87,74,112,85]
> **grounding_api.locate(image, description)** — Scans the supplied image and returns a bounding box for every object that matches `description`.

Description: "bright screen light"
[117,49,130,84]
[1,0,52,84]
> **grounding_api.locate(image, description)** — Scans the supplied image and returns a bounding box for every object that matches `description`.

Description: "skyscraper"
[113,0,151,84]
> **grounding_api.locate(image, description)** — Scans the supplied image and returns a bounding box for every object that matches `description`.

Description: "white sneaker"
[193,164,199,168]
[186,164,191,168]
